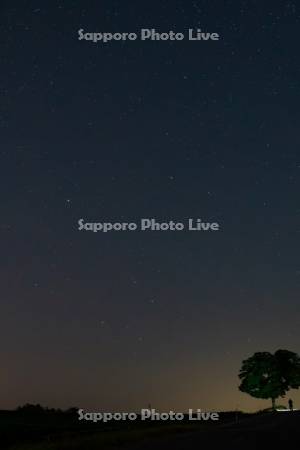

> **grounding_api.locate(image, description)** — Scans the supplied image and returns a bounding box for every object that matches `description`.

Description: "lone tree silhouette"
[238,350,300,410]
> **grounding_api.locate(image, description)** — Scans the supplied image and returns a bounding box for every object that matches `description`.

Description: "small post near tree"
[238,350,300,411]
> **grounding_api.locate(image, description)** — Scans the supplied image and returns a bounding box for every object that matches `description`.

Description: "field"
[1,410,300,449]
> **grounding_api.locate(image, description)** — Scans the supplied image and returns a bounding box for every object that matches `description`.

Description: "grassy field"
[0,410,242,449]
[2,410,299,449]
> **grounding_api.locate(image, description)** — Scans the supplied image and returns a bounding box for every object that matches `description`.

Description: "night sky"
[1,1,300,412]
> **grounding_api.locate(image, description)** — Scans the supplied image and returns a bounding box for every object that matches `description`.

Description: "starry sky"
[1,1,300,412]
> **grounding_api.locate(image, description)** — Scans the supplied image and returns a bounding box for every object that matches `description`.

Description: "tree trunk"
[271,398,276,411]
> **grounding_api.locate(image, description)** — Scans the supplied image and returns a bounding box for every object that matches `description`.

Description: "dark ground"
[127,411,300,449]
[1,410,299,449]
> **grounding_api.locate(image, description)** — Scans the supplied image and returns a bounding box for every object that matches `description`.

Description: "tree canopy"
[239,350,300,409]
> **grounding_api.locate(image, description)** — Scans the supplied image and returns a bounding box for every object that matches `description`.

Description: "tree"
[238,350,300,410]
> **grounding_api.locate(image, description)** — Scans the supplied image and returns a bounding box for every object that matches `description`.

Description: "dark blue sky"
[1,0,300,411]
